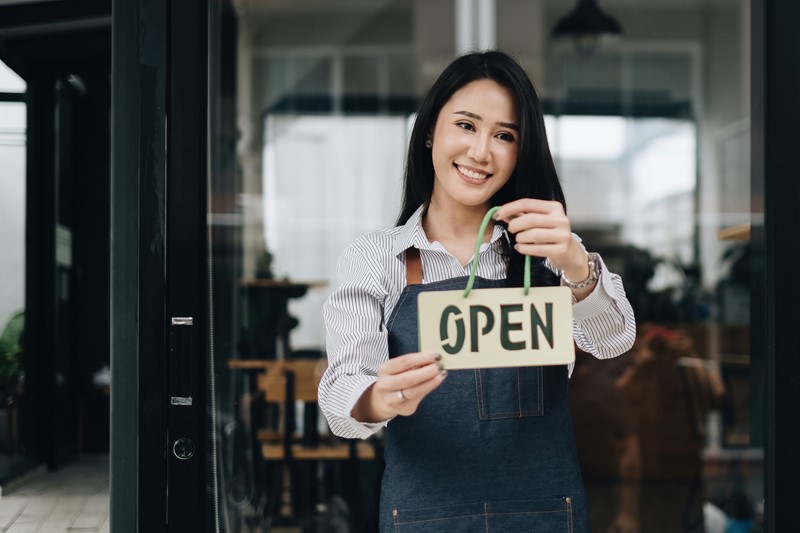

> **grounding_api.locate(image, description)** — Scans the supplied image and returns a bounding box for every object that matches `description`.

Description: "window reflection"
[210,1,760,531]
[261,114,406,350]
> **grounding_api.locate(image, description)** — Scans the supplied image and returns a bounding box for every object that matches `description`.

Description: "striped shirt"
[319,204,637,439]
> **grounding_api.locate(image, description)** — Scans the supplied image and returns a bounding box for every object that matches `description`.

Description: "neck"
[423,198,494,246]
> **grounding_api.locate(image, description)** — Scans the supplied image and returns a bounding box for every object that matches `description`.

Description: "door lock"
[173,437,195,460]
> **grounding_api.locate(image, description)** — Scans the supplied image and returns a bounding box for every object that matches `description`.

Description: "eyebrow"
[454,110,519,131]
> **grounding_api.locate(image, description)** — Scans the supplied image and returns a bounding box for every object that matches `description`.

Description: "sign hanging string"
[464,206,531,298]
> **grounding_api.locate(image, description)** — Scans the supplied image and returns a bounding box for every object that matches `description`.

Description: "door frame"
[110,0,207,530]
[751,0,800,531]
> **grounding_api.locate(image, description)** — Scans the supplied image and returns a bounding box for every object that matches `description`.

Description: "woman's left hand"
[492,198,590,283]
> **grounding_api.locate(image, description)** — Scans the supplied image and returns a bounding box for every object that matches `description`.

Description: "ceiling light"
[553,0,622,53]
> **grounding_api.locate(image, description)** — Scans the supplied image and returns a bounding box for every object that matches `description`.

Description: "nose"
[467,133,492,163]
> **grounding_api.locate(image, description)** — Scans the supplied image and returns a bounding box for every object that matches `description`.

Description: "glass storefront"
[208,1,761,531]
[0,60,26,463]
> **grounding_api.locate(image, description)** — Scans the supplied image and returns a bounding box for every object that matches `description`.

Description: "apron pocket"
[391,502,484,533]
[475,366,543,420]
[391,498,574,533]
[485,497,574,532]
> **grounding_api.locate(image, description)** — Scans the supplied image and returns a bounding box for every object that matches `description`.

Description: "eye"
[496,132,516,143]
[455,121,475,132]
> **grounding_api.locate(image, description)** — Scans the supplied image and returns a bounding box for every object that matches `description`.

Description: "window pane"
[208,1,762,531]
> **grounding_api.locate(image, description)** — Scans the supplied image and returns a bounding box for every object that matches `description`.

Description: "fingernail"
[436,363,444,372]
[491,211,501,220]
[440,369,448,377]
[433,353,442,361]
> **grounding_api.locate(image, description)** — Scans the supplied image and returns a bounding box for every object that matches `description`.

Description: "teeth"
[457,165,489,180]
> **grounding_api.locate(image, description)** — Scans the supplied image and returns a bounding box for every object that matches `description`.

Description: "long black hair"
[397,50,564,287]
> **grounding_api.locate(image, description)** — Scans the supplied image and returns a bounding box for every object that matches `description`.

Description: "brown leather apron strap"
[405,247,423,285]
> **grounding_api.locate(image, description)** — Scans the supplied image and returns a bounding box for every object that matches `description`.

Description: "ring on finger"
[397,389,407,401]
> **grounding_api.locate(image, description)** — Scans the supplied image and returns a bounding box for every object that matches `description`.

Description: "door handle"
[169,316,194,406]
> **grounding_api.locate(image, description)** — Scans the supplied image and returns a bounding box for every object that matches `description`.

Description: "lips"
[455,164,491,181]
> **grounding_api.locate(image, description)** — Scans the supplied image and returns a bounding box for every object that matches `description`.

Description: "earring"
[425,139,432,148]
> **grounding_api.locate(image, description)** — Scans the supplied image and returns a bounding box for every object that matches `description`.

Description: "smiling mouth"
[455,164,491,181]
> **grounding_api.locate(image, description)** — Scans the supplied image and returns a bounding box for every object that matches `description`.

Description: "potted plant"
[0,310,24,401]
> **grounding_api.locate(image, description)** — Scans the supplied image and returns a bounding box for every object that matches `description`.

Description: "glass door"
[205,1,765,531]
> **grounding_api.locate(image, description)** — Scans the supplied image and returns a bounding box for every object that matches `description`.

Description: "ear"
[424,128,434,148]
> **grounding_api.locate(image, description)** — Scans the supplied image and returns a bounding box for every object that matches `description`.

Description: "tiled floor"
[0,455,109,533]
[0,456,300,533]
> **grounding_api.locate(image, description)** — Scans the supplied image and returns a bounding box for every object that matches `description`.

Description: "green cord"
[464,207,531,297]
[523,254,531,296]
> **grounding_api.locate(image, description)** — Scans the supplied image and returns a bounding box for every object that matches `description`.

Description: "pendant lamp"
[553,0,622,52]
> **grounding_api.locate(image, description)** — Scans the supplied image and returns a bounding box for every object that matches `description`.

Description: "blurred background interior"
[0,0,763,532]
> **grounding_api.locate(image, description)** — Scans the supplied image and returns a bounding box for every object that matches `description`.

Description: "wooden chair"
[255,358,379,526]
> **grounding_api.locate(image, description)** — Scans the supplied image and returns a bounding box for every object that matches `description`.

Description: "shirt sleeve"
[545,234,637,362]
[318,242,392,439]
[569,254,637,360]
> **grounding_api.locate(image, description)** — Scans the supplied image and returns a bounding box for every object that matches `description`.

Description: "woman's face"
[429,78,519,212]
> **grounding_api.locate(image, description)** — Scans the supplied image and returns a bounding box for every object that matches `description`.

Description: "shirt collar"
[392,203,509,257]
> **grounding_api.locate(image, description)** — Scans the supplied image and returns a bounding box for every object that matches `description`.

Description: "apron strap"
[405,247,422,285]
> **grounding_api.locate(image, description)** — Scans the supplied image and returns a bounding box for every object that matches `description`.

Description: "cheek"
[499,146,519,173]
[432,135,463,168]
[434,131,462,153]
[430,147,453,181]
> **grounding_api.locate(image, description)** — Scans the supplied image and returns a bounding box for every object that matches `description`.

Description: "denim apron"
[379,248,591,532]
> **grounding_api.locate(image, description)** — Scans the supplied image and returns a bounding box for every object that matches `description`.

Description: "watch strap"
[561,252,600,290]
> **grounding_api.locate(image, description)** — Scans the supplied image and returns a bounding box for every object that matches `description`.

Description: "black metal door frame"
[165,0,208,526]
[110,0,207,530]
[752,1,800,531]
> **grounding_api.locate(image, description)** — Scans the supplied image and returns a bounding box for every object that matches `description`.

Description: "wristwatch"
[561,252,600,290]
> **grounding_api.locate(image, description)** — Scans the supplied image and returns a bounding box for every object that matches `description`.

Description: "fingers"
[510,214,568,237]
[513,226,570,246]
[377,352,445,394]
[493,202,569,237]
[505,213,561,235]
[374,352,448,417]
[492,200,576,265]
[493,198,563,223]
[385,370,448,416]
[392,371,447,410]
[515,236,586,273]
[513,241,570,259]
[378,363,444,399]
[508,217,572,255]
[379,352,441,376]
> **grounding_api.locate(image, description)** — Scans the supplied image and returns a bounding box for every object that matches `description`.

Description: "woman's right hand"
[351,352,448,422]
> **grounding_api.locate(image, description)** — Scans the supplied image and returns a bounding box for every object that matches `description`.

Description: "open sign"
[418,286,575,369]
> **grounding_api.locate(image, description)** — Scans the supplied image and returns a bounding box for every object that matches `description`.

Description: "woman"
[319,51,636,532]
